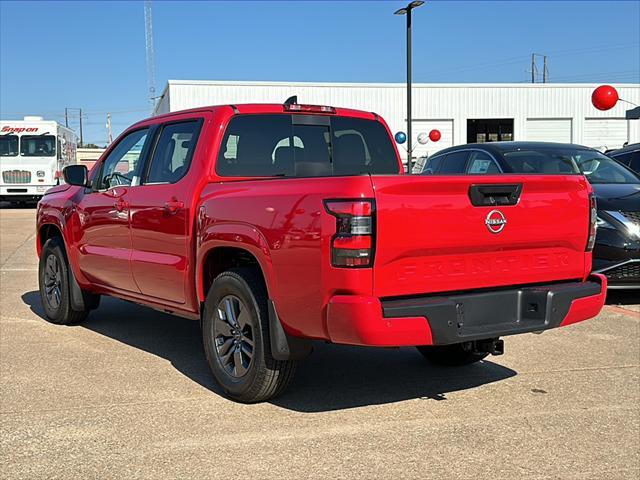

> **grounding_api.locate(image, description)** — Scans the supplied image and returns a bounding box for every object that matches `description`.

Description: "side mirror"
[63,165,89,187]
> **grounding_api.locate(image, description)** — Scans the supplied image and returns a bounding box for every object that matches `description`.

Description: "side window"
[146,121,201,184]
[611,152,630,166]
[217,115,292,176]
[629,152,640,172]
[613,152,638,167]
[439,151,470,174]
[421,155,444,174]
[467,151,501,174]
[97,129,149,190]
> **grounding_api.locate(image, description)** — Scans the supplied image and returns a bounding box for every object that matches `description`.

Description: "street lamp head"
[394,1,425,15]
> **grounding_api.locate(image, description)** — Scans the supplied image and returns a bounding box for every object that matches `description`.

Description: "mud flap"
[69,266,99,311]
[268,300,312,361]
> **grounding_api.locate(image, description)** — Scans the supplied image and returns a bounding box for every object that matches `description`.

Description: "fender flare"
[196,222,277,303]
[196,223,311,360]
[38,205,89,288]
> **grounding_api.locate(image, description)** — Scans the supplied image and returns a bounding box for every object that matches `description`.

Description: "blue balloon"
[395,132,407,144]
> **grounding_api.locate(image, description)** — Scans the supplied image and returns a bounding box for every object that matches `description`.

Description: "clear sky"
[1,0,639,145]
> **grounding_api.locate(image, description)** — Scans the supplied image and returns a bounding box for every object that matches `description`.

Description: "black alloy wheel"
[214,294,255,378]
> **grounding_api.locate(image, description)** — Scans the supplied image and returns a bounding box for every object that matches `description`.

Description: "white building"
[76,147,105,171]
[155,80,640,159]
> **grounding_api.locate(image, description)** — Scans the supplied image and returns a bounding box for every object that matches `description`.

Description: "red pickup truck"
[36,101,607,402]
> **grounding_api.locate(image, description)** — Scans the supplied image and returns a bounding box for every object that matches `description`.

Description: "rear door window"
[145,121,201,184]
[438,151,470,174]
[216,114,398,177]
[421,155,444,175]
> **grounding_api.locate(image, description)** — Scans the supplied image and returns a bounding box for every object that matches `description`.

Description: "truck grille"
[621,211,640,226]
[2,170,31,184]
[605,262,640,283]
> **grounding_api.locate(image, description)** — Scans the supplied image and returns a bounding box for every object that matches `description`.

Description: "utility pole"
[144,0,157,114]
[65,108,69,128]
[531,53,536,83]
[530,53,548,83]
[107,113,113,144]
[79,108,83,148]
[106,113,113,144]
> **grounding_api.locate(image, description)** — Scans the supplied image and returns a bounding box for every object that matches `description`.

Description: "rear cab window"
[216,114,399,177]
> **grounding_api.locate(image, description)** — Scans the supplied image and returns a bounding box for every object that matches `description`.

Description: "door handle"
[164,199,184,214]
[115,199,129,212]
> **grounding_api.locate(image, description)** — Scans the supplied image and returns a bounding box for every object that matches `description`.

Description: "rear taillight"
[325,199,375,267]
[587,193,597,251]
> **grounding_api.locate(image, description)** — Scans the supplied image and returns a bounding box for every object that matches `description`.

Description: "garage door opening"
[467,119,514,143]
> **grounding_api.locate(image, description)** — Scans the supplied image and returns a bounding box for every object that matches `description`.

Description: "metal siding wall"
[526,119,573,143]
[165,82,640,147]
[583,119,630,150]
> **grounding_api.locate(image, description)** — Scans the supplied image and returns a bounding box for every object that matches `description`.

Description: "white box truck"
[0,116,78,204]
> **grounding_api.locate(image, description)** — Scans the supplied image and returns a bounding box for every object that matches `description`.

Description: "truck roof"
[148,103,379,124]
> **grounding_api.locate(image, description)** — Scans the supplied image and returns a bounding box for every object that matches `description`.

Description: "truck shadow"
[605,290,639,306]
[22,291,516,413]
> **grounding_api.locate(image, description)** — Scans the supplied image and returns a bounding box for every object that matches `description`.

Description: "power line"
[421,42,639,79]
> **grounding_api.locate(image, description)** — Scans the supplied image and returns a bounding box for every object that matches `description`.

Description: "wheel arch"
[37,222,65,256]
[197,224,276,304]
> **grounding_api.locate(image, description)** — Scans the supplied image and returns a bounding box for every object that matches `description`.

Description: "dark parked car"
[420,142,640,289]
[608,143,640,174]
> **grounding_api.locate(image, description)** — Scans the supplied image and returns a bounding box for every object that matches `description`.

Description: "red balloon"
[592,85,618,111]
[429,129,441,142]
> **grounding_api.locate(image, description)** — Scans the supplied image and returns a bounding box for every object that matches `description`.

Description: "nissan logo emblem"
[485,210,507,234]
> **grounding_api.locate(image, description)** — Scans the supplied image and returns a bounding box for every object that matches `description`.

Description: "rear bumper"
[326,274,607,347]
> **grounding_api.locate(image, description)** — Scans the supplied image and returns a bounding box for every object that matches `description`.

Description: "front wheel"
[416,342,489,366]
[38,237,91,325]
[202,268,297,403]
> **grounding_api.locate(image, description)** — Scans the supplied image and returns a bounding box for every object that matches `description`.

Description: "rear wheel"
[38,237,92,325]
[416,342,489,366]
[202,268,297,403]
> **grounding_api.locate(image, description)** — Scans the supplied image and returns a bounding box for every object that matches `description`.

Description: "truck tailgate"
[371,175,590,298]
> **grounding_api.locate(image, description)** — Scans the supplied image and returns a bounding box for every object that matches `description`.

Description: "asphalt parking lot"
[1,205,638,479]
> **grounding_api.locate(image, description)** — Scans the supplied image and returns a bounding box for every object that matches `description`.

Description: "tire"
[38,237,90,325]
[202,268,297,403]
[416,342,489,366]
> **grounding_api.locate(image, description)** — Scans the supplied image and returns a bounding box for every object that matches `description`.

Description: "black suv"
[608,143,640,174]
[420,142,640,289]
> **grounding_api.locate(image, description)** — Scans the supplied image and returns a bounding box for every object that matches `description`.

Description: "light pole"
[395,0,425,174]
